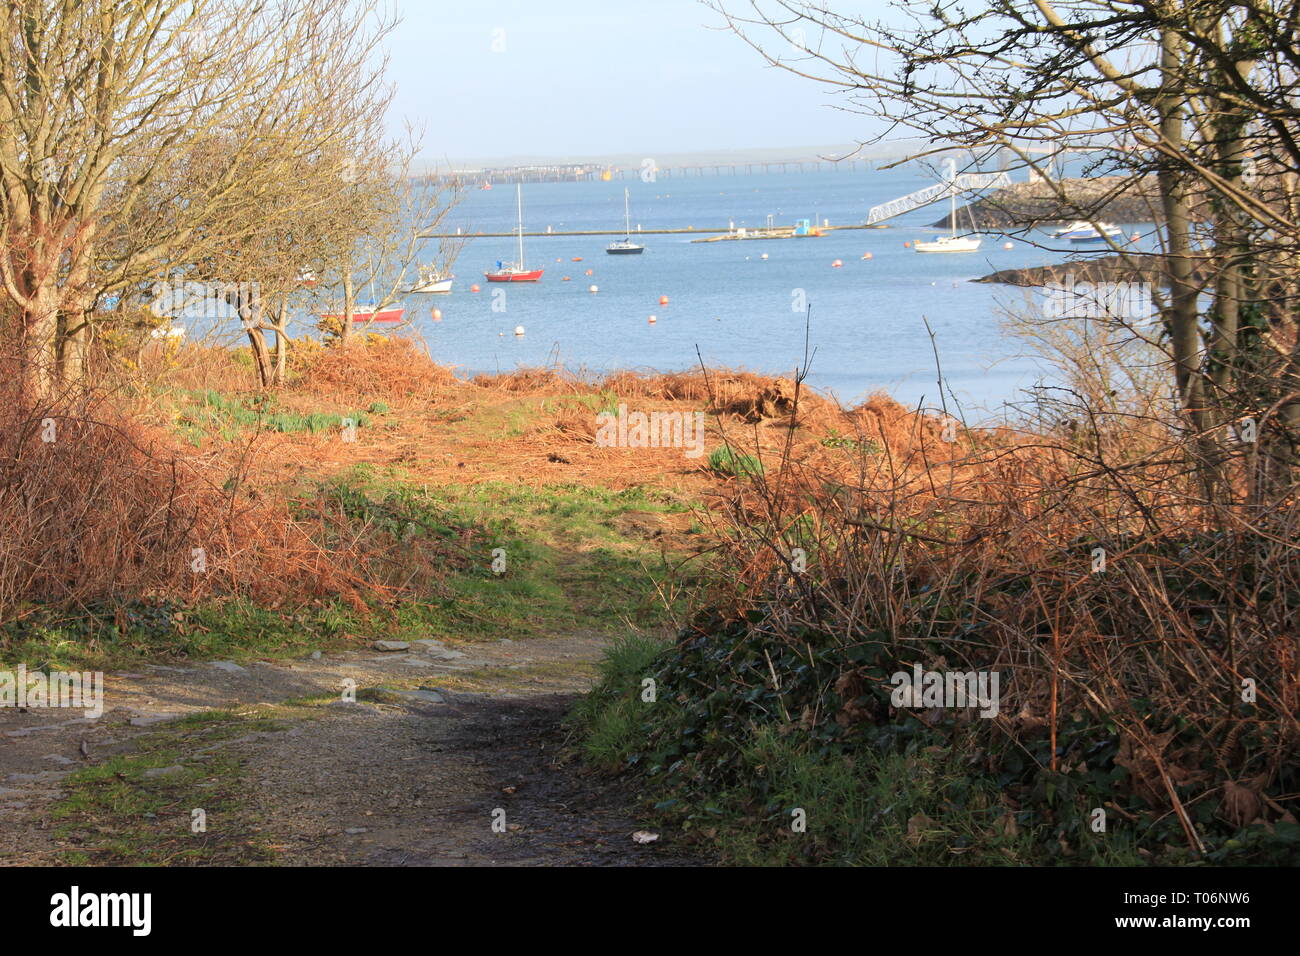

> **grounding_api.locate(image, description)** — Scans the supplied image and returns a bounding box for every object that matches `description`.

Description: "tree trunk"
[339,271,356,347]
[272,301,289,385]
[1157,25,1205,431]
[23,282,61,399]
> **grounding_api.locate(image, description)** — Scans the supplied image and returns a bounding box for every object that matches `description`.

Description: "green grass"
[569,633,670,771]
[707,445,764,478]
[0,598,365,671]
[318,466,699,641]
[820,431,882,454]
[173,389,377,446]
[51,709,297,865]
[2,465,705,670]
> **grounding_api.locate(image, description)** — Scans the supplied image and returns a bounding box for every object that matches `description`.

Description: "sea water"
[404,166,1155,418]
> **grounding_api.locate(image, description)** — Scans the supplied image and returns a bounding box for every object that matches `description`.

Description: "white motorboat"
[1052,220,1123,243]
[405,265,454,294]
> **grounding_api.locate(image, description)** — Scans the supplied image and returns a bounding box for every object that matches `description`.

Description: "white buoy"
[648,315,657,323]
[514,325,525,336]
[760,253,769,260]
[589,284,598,293]
[1003,241,1014,250]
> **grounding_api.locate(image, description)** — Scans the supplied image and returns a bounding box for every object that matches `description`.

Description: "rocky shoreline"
[974,253,1212,288]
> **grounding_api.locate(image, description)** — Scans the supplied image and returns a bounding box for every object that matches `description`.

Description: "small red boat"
[485,267,543,283]
[320,306,405,324]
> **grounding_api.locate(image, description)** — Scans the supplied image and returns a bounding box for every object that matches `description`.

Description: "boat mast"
[624,187,631,240]
[947,159,958,238]
[516,183,525,269]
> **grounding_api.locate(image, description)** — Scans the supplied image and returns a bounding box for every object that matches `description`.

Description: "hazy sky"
[387,0,883,161]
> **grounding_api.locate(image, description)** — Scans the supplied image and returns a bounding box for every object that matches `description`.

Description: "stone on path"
[142,765,184,779]
[129,713,182,727]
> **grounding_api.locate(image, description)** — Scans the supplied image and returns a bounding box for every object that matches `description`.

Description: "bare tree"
[308,136,464,352]
[0,0,398,395]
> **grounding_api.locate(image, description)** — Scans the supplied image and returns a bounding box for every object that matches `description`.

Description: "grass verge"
[51,708,304,866]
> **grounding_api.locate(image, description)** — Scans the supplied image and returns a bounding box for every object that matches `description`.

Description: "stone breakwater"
[932,176,1168,229]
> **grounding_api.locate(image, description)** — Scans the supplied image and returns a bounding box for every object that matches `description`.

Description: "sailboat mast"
[624,187,631,239]
[951,158,961,238]
[516,184,525,269]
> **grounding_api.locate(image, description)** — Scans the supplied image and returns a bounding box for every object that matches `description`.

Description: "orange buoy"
[903,241,911,248]
[832,259,843,268]
[572,257,583,262]
[562,276,571,281]
[585,268,593,276]
[1131,233,1140,241]
[658,295,669,305]
[470,283,481,292]
[431,308,442,321]
[862,252,873,260]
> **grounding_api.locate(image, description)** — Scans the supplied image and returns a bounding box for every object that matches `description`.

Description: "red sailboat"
[485,184,543,282]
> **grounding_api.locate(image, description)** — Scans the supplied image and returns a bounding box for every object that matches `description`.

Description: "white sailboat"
[606,188,644,254]
[914,161,982,253]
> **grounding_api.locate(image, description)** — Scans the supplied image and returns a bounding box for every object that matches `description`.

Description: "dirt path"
[1,633,702,866]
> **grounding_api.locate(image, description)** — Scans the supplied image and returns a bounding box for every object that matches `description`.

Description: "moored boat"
[404,265,454,294]
[915,173,982,253]
[485,184,543,282]
[1052,220,1123,243]
[914,235,982,253]
[606,188,644,255]
[320,305,405,324]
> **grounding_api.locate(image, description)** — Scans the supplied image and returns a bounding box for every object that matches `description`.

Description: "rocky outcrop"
[933,176,1167,229]
[974,253,1212,288]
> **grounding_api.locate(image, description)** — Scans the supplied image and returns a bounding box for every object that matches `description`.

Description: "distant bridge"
[419,157,877,186]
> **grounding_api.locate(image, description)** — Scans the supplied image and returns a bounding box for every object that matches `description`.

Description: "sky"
[386,0,885,163]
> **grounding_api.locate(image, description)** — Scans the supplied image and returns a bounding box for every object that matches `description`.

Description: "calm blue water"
[393,168,1155,416]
